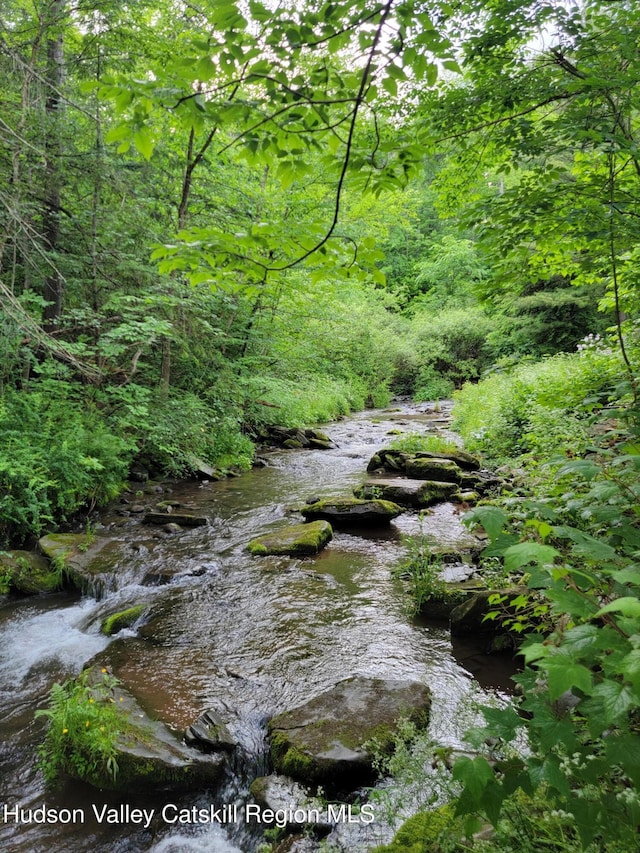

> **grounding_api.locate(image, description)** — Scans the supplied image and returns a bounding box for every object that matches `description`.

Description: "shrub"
[452,346,621,462]
[239,373,366,432]
[0,387,133,544]
[36,669,125,787]
[389,433,460,455]
[407,308,496,397]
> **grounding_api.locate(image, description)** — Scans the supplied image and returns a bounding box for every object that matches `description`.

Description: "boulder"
[247,520,333,557]
[261,426,335,450]
[249,775,331,834]
[367,447,481,475]
[38,534,124,596]
[268,676,431,787]
[61,669,224,792]
[185,709,237,753]
[354,479,458,508]
[300,498,403,526]
[404,457,462,482]
[185,455,225,480]
[0,549,62,595]
[415,449,480,470]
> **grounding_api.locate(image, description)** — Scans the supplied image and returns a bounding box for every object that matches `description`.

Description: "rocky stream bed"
[0,402,516,853]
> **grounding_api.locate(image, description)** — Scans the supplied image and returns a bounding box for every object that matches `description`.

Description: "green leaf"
[133,128,154,160]
[382,76,397,97]
[585,681,636,727]
[463,505,509,541]
[604,734,640,785]
[544,659,592,700]
[504,542,559,571]
[597,597,640,619]
[452,755,495,801]
[553,525,617,561]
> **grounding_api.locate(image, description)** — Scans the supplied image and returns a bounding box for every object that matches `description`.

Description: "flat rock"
[63,668,224,792]
[38,534,124,596]
[354,478,459,508]
[300,498,403,526]
[248,520,333,556]
[268,676,431,787]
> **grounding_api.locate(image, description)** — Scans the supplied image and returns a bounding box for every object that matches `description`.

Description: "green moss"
[0,550,63,594]
[370,806,458,853]
[270,732,316,779]
[247,520,333,556]
[101,605,145,636]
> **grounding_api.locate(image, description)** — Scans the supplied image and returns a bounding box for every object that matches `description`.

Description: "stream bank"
[0,401,515,853]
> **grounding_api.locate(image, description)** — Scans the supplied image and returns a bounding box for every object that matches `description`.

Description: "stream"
[0,402,515,853]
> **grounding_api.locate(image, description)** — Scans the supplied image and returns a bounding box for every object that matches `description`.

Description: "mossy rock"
[247,520,333,556]
[405,457,462,482]
[415,481,460,506]
[355,479,426,508]
[62,669,224,793]
[268,676,431,788]
[414,449,480,471]
[38,534,124,596]
[101,605,145,636]
[449,587,527,636]
[370,805,459,853]
[300,498,403,526]
[355,479,459,508]
[0,550,62,595]
[368,447,481,477]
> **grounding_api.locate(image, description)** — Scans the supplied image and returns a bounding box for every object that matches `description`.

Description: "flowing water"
[0,403,514,852]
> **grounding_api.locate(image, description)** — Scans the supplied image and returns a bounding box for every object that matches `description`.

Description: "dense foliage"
[3,0,640,848]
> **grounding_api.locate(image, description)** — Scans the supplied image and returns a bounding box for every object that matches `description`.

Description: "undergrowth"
[36,668,126,787]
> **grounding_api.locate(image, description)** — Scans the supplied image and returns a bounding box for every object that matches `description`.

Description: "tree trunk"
[42,0,65,330]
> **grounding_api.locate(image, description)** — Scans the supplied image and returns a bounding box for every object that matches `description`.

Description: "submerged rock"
[300,498,403,526]
[247,520,333,557]
[268,676,431,787]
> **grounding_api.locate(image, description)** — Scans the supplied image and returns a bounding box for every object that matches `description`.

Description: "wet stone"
[268,675,431,788]
[247,520,333,557]
[185,709,237,753]
[300,498,403,526]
